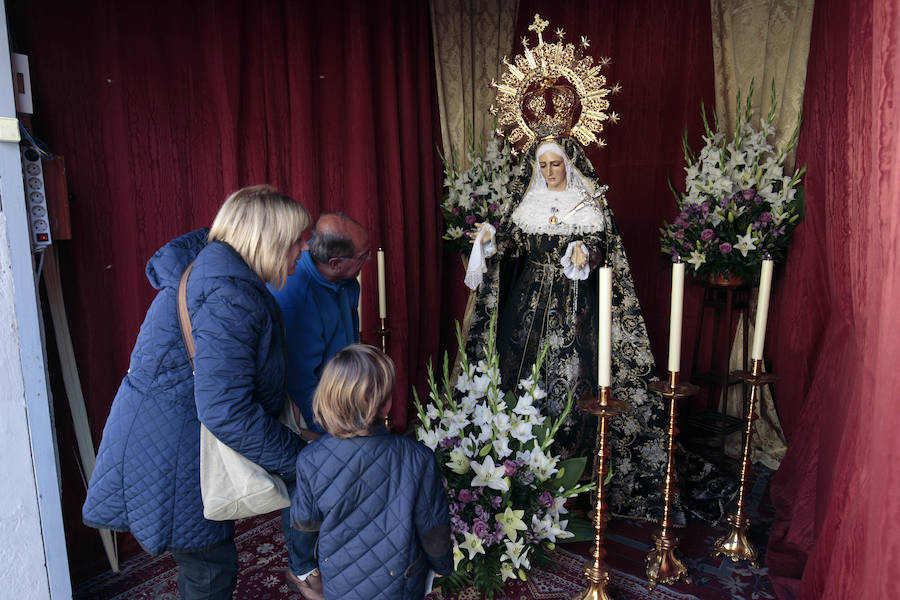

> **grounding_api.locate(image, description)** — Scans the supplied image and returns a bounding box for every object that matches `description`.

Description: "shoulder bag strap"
[177,261,196,367]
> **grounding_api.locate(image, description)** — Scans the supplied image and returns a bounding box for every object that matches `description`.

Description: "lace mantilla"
[511,189,607,235]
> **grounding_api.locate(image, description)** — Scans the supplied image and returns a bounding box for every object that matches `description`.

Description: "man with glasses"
[272,212,369,434]
[269,212,369,597]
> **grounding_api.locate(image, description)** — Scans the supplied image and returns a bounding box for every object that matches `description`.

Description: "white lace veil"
[528,141,590,194]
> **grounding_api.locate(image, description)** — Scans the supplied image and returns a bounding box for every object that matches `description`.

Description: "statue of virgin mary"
[465,137,675,523]
[463,16,679,523]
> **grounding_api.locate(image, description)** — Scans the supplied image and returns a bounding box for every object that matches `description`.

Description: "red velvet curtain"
[765,0,900,597]
[512,1,716,382]
[10,0,442,578]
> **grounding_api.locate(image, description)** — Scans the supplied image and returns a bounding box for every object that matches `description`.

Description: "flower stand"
[682,278,749,457]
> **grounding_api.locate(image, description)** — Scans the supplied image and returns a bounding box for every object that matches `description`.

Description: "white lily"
[470,455,509,491]
[452,545,465,570]
[496,507,528,542]
[527,448,559,482]
[446,448,470,475]
[501,539,531,570]
[687,250,707,271]
[531,514,568,543]
[734,231,758,257]
[459,532,485,559]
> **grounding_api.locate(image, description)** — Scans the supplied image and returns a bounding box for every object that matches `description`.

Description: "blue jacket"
[82,230,304,553]
[269,251,359,433]
[291,428,452,600]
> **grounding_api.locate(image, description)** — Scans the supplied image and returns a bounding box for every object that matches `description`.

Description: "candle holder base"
[375,317,391,354]
[731,369,778,387]
[573,387,628,600]
[645,372,697,589]
[713,512,758,567]
[571,564,612,600]
[576,395,630,418]
[648,379,701,398]
[645,532,690,589]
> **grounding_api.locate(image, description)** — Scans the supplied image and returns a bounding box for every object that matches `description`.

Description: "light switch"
[0,118,20,142]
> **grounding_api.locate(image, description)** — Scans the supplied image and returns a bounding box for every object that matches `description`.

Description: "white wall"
[0,214,52,599]
[0,0,71,597]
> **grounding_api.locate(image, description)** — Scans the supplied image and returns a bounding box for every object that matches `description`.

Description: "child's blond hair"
[313,344,395,438]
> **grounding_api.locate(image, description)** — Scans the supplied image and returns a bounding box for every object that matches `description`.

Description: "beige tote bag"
[178,262,292,521]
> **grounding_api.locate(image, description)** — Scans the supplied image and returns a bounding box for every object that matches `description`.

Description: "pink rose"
[472,519,489,539]
[540,491,554,508]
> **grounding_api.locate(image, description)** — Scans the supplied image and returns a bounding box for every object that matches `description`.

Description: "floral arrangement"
[660,83,805,282]
[440,136,523,254]
[414,318,592,599]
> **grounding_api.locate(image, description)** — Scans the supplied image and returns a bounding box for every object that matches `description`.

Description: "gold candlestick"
[712,358,776,566]
[645,371,698,589]
[375,317,391,355]
[573,387,629,600]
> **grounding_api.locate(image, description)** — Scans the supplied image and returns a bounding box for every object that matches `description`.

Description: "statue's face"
[539,151,566,191]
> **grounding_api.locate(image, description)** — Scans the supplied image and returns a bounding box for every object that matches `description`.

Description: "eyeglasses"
[343,249,371,264]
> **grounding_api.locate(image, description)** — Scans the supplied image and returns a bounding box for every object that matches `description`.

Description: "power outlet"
[21,145,52,248]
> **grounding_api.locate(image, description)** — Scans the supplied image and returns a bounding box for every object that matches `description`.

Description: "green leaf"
[551,457,588,491]
[502,390,516,411]
[795,185,806,221]
[558,516,596,543]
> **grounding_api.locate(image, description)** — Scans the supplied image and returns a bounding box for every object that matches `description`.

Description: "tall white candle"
[377,248,387,319]
[751,258,774,360]
[667,262,686,372]
[598,266,612,387]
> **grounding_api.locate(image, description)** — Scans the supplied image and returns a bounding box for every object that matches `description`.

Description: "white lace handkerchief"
[560,240,591,280]
[464,224,497,289]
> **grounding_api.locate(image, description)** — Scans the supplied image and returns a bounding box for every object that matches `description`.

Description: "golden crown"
[490,14,620,155]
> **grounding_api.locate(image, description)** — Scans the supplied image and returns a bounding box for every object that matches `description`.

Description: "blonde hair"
[208,185,310,289]
[313,344,395,438]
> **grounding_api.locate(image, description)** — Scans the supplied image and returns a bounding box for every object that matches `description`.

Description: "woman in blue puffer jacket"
[83,185,311,599]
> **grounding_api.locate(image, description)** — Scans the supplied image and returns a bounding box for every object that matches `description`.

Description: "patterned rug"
[425,547,699,600]
[74,468,774,600]
[73,514,697,600]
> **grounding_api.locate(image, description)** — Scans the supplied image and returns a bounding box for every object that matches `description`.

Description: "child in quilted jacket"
[290,344,453,600]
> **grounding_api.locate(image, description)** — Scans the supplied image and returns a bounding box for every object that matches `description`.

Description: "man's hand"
[299,429,322,442]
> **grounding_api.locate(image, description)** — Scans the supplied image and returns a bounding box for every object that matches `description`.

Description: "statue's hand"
[571,241,588,269]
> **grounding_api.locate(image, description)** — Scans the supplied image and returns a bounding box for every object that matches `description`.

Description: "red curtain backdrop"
[765,0,900,597]
[512,1,716,384]
[10,0,443,579]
